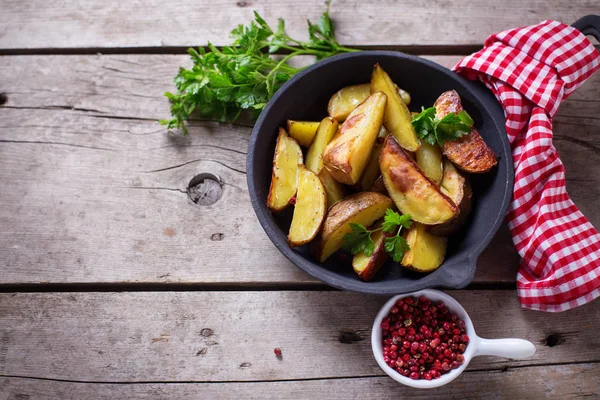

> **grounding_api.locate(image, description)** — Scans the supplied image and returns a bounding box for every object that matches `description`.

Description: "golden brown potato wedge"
[286,120,320,147]
[328,84,371,122]
[352,219,391,281]
[397,86,411,106]
[380,136,458,224]
[306,117,339,174]
[401,222,447,272]
[353,128,388,191]
[318,168,348,209]
[311,192,393,262]
[323,92,387,185]
[429,159,473,236]
[288,165,327,247]
[370,175,388,195]
[416,142,443,184]
[434,90,497,173]
[267,128,304,211]
[370,64,420,152]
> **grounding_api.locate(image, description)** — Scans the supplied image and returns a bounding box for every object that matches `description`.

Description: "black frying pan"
[246,17,599,294]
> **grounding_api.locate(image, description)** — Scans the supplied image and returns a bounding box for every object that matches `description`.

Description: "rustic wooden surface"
[0,55,598,286]
[2,364,599,400]
[1,0,599,398]
[1,0,598,50]
[0,292,598,398]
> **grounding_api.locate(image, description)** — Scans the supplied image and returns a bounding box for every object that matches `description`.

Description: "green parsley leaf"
[435,112,471,143]
[411,107,437,145]
[341,210,413,263]
[411,107,474,146]
[161,7,358,134]
[341,223,375,256]
[384,235,411,262]
[382,209,413,233]
[457,109,474,126]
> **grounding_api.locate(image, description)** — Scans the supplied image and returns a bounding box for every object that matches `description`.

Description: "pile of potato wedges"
[267,63,497,281]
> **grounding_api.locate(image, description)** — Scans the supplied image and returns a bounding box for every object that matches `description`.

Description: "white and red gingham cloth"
[454,20,600,312]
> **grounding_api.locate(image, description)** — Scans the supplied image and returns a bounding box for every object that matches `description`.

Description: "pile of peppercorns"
[381,295,469,380]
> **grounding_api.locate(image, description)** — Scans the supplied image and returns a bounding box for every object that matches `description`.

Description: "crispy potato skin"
[328,84,371,122]
[310,192,393,263]
[429,159,473,236]
[352,220,391,281]
[288,165,327,247]
[380,136,458,224]
[323,92,387,185]
[434,90,498,173]
[266,128,304,211]
[370,175,389,195]
[401,222,447,272]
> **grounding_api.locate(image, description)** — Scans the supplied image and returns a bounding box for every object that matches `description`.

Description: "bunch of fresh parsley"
[411,107,474,146]
[342,209,413,262]
[160,6,357,134]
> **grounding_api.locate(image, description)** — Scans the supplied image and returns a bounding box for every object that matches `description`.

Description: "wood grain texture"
[0,291,598,383]
[1,54,599,285]
[1,0,598,50]
[2,363,599,400]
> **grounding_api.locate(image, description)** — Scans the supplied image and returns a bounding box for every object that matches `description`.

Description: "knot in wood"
[188,173,223,206]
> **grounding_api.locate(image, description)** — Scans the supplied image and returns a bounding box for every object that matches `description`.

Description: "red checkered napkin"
[454,21,600,312]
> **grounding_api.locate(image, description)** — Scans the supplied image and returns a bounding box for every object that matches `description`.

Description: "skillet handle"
[438,255,478,289]
[572,15,600,42]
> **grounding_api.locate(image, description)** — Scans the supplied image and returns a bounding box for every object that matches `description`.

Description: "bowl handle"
[473,336,536,359]
[438,255,478,289]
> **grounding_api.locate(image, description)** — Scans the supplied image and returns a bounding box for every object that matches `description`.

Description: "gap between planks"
[1,44,598,57]
[0,281,516,293]
[0,44,486,57]
[2,359,600,385]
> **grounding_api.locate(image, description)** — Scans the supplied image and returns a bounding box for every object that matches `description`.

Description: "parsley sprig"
[342,209,413,262]
[411,107,474,146]
[160,6,358,133]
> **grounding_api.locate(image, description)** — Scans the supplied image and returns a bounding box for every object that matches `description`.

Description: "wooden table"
[1,1,599,398]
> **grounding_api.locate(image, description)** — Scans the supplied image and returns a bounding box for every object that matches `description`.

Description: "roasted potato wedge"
[370,175,388,195]
[287,120,320,147]
[354,127,388,191]
[397,86,411,106]
[370,64,420,152]
[416,142,443,184]
[311,192,393,262]
[352,219,391,281]
[434,90,497,173]
[323,92,387,185]
[288,165,327,246]
[429,159,473,236]
[401,222,447,272]
[380,136,458,224]
[328,83,371,122]
[267,128,304,211]
[306,117,339,174]
[318,168,348,209]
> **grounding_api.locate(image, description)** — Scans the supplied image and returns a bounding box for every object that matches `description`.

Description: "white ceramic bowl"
[372,289,536,389]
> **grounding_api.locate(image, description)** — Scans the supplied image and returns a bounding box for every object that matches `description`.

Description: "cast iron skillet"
[246,17,599,294]
[247,51,513,294]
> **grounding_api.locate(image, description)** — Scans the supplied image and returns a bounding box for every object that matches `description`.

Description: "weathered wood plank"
[0,54,598,285]
[0,291,598,382]
[0,0,597,50]
[2,363,599,400]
